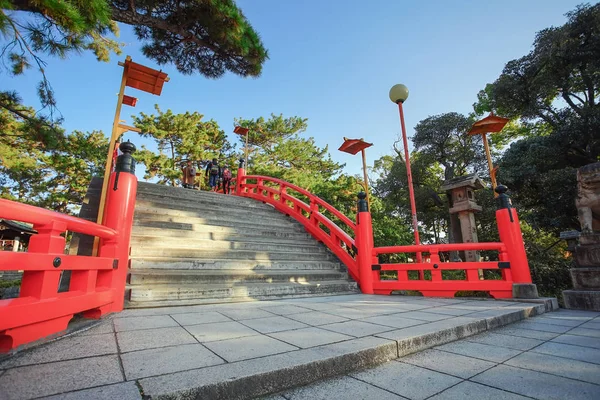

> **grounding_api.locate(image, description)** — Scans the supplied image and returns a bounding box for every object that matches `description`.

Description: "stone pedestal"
[563,233,600,311]
[441,174,484,263]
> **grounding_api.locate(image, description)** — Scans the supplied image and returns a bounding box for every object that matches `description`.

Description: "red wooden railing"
[234,167,532,299]
[0,143,137,353]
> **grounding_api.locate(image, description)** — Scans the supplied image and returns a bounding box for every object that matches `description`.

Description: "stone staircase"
[126,182,358,307]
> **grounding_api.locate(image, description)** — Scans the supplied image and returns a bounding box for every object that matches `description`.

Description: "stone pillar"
[441,174,485,263]
[563,162,600,311]
[458,212,479,261]
[12,236,20,252]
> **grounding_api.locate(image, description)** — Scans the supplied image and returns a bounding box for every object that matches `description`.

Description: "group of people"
[181,158,233,194]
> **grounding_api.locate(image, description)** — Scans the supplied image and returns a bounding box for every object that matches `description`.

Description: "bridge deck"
[2,295,596,400]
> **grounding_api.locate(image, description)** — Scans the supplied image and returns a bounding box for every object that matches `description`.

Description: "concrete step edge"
[124,291,360,308]
[137,303,552,399]
[133,214,301,230]
[132,220,307,233]
[133,204,292,222]
[129,237,325,249]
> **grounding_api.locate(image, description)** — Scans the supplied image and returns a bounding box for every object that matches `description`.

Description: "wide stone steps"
[127,280,359,306]
[130,238,330,255]
[132,218,306,235]
[129,269,347,285]
[134,203,293,226]
[130,246,338,261]
[133,211,302,231]
[127,182,357,308]
[129,232,318,247]
[130,258,343,271]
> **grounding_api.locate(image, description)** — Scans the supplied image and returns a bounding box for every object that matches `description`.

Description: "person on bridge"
[181,160,196,189]
[222,165,232,194]
[206,158,221,192]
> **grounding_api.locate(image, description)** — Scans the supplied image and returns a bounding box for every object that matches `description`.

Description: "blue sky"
[4,0,584,178]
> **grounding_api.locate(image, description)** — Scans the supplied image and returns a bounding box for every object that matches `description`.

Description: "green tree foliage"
[476,3,600,233]
[413,113,486,181]
[132,105,228,186]
[1,0,267,128]
[234,114,365,231]
[0,108,108,213]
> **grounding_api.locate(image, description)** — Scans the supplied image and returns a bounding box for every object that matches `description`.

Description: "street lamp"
[389,84,422,263]
[338,138,373,209]
[468,113,509,197]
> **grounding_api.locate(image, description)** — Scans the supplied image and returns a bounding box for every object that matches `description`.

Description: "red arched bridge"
[0,148,532,353]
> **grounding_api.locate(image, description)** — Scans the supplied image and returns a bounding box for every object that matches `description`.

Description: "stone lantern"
[441,174,485,262]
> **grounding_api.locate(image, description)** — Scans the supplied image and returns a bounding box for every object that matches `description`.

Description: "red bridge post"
[356,192,374,294]
[495,185,532,283]
[236,158,246,195]
[96,141,138,313]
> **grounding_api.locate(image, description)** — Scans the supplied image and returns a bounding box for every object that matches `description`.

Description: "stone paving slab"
[280,375,405,399]
[117,326,197,352]
[0,355,123,400]
[0,294,561,400]
[40,382,142,400]
[400,348,496,379]
[350,361,462,400]
[121,343,225,380]
[472,364,600,400]
[427,381,530,400]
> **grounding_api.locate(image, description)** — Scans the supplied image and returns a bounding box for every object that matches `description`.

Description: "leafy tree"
[132,105,229,186]
[1,107,108,213]
[475,3,600,233]
[1,0,267,126]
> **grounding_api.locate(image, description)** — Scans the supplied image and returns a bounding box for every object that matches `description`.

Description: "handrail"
[244,175,356,230]
[375,242,506,255]
[0,199,117,240]
[237,174,358,280]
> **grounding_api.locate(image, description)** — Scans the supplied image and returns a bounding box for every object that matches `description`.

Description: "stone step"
[137,183,272,210]
[129,237,329,255]
[134,201,292,224]
[129,258,343,271]
[129,231,318,247]
[131,247,338,261]
[133,210,300,231]
[128,269,347,285]
[132,218,307,235]
[127,280,359,304]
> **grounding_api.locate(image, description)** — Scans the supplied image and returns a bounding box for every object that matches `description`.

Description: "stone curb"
[138,302,552,399]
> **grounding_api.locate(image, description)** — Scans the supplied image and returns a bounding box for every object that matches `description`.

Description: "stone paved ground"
[268,308,600,400]
[0,294,584,400]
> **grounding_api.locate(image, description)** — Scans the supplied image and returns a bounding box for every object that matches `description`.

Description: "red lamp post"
[468,113,509,197]
[338,138,373,209]
[389,84,421,263]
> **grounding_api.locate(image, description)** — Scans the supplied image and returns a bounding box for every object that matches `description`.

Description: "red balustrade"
[235,168,531,300]
[0,145,137,353]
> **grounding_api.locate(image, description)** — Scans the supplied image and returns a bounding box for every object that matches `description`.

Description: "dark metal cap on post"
[116,141,136,174]
[495,184,511,210]
[357,191,368,212]
[238,158,245,169]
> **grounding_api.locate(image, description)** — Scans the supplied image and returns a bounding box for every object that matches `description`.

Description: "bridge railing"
[0,143,138,353]
[235,166,358,281]
[235,165,531,299]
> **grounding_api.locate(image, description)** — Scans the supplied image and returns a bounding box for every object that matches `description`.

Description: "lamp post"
[338,138,373,209]
[468,113,509,197]
[234,126,250,173]
[389,84,421,263]
[94,56,169,256]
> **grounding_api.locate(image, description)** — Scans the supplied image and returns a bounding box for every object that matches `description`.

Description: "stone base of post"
[512,283,539,299]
